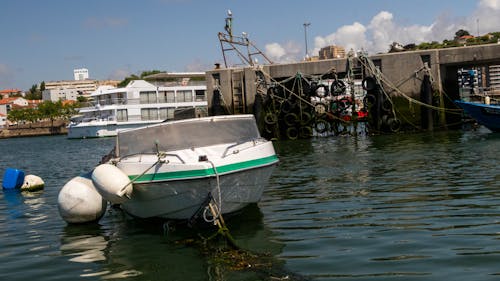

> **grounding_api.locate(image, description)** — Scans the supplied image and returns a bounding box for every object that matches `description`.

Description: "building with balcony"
[319,45,346,60]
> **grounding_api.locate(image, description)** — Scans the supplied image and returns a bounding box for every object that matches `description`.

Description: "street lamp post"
[303,22,311,59]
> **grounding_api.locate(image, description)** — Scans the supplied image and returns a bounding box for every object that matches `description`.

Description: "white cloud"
[265,43,286,60]
[313,22,369,55]
[267,0,500,59]
[469,0,500,35]
[265,41,301,63]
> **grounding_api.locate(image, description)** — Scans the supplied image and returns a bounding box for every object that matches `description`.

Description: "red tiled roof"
[0,89,21,94]
[62,100,76,106]
[0,97,20,105]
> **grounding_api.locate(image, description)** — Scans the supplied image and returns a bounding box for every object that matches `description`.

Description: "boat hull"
[120,164,276,220]
[455,100,500,132]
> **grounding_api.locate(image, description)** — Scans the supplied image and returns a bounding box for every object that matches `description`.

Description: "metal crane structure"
[218,10,273,68]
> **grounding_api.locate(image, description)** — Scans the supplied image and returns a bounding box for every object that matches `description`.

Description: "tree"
[117,70,164,87]
[23,108,39,127]
[40,81,46,91]
[76,95,88,103]
[117,74,140,88]
[60,102,78,119]
[140,70,162,78]
[7,109,22,126]
[26,84,42,100]
[455,29,470,39]
[38,100,60,127]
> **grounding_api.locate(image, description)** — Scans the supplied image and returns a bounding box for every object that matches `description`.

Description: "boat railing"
[163,153,186,164]
[120,152,186,164]
[221,138,268,158]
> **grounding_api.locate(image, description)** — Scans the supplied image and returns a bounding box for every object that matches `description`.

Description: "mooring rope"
[203,160,223,223]
[117,146,168,197]
[358,55,463,114]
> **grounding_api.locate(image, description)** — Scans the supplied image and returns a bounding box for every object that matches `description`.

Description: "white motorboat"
[67,77,207,139]
[59,114,279,222]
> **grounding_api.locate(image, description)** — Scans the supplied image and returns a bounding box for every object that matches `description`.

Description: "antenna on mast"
[218,10,273,68]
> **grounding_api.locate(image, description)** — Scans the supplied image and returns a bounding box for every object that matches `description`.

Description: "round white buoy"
[21,174,45,192]
[91,164,132,204]
[58,175,107,224]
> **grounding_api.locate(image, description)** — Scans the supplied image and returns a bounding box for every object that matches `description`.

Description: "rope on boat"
[203,160,223,223]
[117,143,168,197]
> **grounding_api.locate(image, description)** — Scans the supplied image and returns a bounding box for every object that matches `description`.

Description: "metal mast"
[218,10,273,67]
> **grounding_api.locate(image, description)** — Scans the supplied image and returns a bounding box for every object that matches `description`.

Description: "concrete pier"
[206,43,500,133]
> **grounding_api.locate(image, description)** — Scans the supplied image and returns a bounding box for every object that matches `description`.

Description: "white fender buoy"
[91,164,132,204]
[58,175,107,224]
[21,175,45,192]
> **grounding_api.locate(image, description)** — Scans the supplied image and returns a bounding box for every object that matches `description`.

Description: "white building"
[74,68,89,80]
[489,65,500,89]
[45,79,97,95]
[42,88,78,102]
[0,113,7,128]
[0,97,29,115]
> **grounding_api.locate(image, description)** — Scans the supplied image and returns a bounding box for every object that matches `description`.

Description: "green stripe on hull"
[130,154,278,182]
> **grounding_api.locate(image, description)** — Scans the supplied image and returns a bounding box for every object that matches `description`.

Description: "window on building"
[117,109,128,121]
[159,107,175,120]
[195,90,206,101]
[141,108,158,120]
[158,91,175,103]
[176,90,192,102]
[140,91,157,104]
[116,92,126,104]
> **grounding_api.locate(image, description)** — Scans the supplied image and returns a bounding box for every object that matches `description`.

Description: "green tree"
[117,74,140,88]
[455,29,470,39]
[40,81,46,91]
[117,70,165,87]
[38,100,60,127]
[23,108,39,127]
[60,102,78,119]
[26,84,42,100]
[140,70,162,78]
[7,109,22,126]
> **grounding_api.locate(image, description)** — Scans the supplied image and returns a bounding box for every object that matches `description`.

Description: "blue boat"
[455,100,500,132]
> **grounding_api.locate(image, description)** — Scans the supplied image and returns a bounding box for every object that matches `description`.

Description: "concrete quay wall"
[206,43,500,131]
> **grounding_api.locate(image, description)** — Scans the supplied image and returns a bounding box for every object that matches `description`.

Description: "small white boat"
[90,114,278,220]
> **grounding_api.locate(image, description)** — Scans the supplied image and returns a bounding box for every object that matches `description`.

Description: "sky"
[1,0,499,91]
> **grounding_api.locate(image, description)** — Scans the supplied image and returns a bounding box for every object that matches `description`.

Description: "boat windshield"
[116,115,261,157]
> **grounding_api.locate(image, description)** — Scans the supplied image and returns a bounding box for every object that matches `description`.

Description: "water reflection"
[59,204,286,281]
[262,131,500,280]
[61,227,108,263]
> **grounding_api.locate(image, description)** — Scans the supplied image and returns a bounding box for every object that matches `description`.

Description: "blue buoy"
[2,168,25,189]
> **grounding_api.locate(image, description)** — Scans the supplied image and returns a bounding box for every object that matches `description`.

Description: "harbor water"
[1,128,500,280]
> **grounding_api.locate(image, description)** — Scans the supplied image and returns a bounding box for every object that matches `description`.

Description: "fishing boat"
[58,114,279,222]
[67,76,208,139]
[455,100,500,132]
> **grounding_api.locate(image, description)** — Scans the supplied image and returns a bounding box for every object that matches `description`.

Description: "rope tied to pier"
[358,54,463,115]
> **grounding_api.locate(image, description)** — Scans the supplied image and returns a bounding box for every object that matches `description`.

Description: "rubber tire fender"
[286,127,299,140]
[331,80,346,96]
